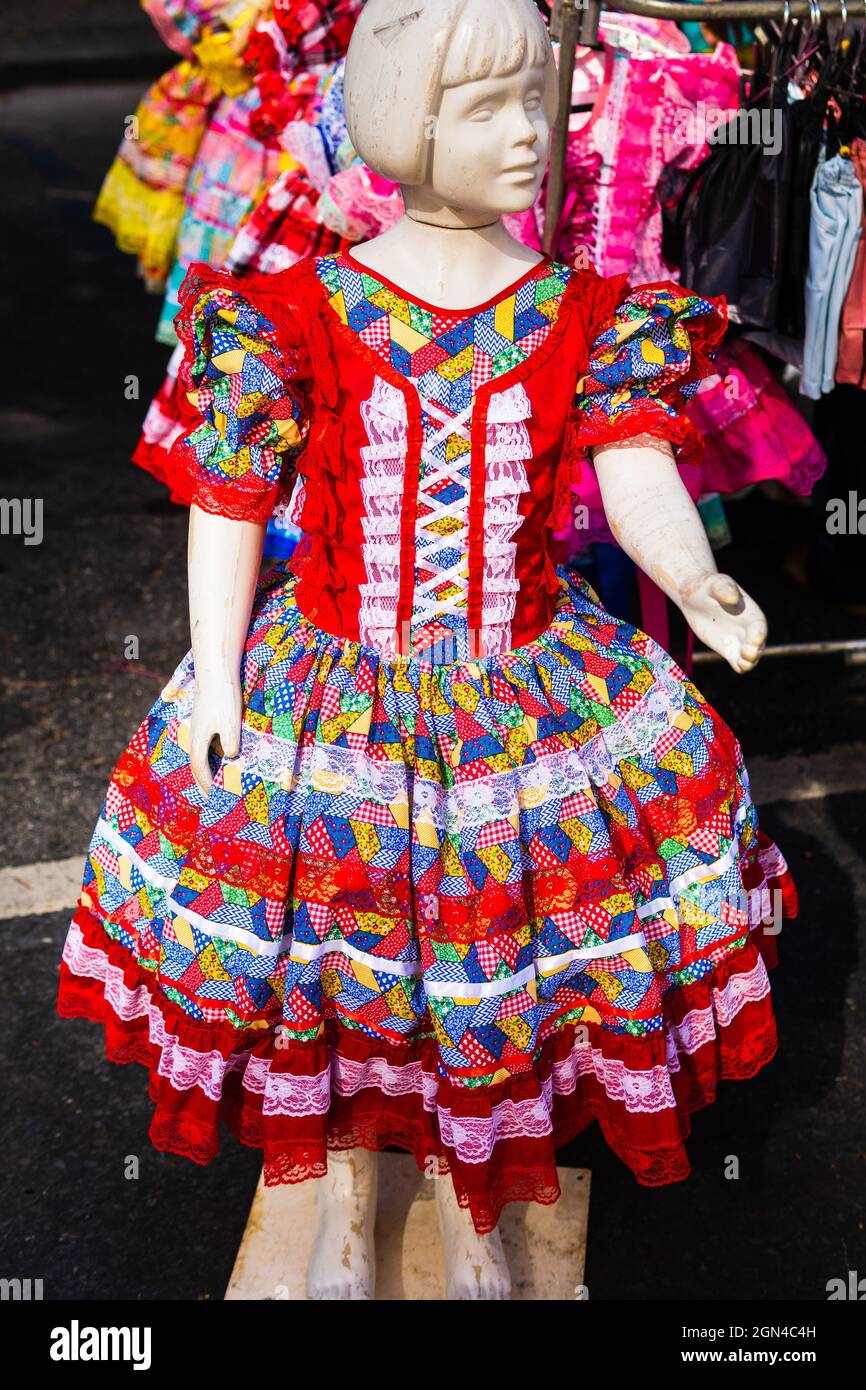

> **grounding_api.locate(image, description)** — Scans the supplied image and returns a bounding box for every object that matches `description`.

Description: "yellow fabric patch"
[414,815,439,850]
[497,1014,532,1049]
[622,946,653,973]
[441,836,463,877]
[274,417,303,447]
[198,942,232,981]
[477,843,512,883]
[222,760,245,796]
[494,295,515,340]
[640,336,666,367]
[613,312,649,345]
[445,432,471,460]
[390,314,429,354]
[172,916,195,950]
[437,345,473,381]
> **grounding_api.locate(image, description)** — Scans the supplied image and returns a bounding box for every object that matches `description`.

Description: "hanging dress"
[57,251,797,1234]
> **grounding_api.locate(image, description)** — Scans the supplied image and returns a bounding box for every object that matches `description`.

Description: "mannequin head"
[343,0,558,221]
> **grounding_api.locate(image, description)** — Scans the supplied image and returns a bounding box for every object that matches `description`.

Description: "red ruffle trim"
[135,429,285,523]
[154,259,330,522]
[548,268,632,537]
[58,871,793,1234]
[555,272,728,533]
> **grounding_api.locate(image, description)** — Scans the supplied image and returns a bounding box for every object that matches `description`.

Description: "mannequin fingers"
[735,631,765,672]
[190,727,215,797]
[218,719,241,761]
[747,616,768,651]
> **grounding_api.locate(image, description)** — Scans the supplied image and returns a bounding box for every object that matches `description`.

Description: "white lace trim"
[285,471,306,528]
[551,1046,676,1115]
[352,374,534,657]
[438,1084,557,1156]
[358,376,407,655]
[411,398,473,639]
[163,656,687,807]
[480,383,532,656]
[65,921,770,1153]
[666,955,771,1061]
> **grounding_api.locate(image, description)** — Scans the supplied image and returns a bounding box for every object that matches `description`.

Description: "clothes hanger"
[826,2,866,149]
[597,17,684,59]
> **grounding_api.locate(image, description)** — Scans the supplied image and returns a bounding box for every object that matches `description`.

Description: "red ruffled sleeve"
[167,263,312,524]
[569,276,728,468]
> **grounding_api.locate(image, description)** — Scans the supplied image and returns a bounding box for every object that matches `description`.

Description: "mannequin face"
[420,58,554,220]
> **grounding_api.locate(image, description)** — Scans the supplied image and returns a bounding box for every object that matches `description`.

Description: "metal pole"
[692,638,866,664]
[577,0,604,45]
[544,0,585,254]
[607,0,854,18]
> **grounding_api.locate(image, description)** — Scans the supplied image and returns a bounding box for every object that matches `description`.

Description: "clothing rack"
[544,0,861,250]
[544,0,866,669]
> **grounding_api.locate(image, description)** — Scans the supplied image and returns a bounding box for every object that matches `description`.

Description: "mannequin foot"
[435,1177,511,1300]
[306,1149,378,1300]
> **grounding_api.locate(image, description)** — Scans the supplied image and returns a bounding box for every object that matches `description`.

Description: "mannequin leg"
[435,1175,512,1300]
[306,1148,378,1300]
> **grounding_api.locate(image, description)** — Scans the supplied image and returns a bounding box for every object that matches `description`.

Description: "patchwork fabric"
[62,566,796,1228]
[316,253,570,658]
[76,565,774,1045]
[316,253,571,390]
[173,283,307,519]
[572,283,727,460]
[59,255,794,1234]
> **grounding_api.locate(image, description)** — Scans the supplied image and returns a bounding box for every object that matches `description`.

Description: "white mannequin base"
[225,1154,590,1301]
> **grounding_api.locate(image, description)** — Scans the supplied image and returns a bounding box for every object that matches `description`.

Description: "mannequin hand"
[190,673,242,797]
[677,573,767,674]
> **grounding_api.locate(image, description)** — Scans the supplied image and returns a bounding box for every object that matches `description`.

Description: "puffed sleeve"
[168,264,309,523]
[571,280,727,467]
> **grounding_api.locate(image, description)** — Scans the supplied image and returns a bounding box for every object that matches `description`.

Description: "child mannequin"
[60,0,795,1301]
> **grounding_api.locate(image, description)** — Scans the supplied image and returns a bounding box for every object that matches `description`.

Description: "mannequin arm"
[187,504,266,794]
[591,436,767,674]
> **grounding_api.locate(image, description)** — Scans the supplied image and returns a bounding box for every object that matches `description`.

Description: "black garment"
[678,100,794,330]
[776,97,824,339]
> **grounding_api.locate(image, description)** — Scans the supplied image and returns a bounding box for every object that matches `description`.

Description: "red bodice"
[169,254,725,657]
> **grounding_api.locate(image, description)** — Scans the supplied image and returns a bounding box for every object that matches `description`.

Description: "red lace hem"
[58,879,791,1234]
[135,432,285,524]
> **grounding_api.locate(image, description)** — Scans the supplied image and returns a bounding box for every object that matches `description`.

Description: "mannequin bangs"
[440,0,551,87]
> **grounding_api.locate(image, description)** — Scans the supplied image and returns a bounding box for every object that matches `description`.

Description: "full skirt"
[58,566,797,1233]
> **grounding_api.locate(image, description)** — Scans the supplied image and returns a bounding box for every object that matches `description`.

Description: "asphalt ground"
[1,76,865,1303]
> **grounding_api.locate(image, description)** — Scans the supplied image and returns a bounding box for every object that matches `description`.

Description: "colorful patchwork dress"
[57,251,798,1234]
